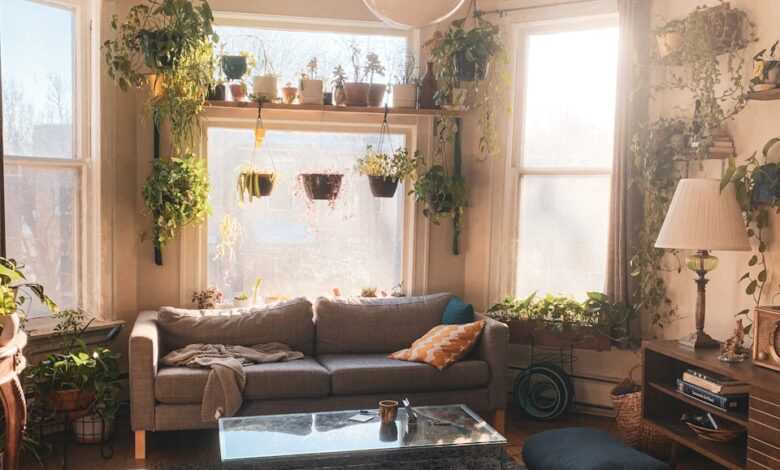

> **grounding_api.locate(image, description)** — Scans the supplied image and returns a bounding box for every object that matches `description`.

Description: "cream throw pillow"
[389,320,485,370]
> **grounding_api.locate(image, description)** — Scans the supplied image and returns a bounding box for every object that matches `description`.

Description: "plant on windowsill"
[719,136,780,337]
[143,154,211,253]
[332,65,348,106]
[486,292,635,350]
[356,145,418,198]
[0,257,58,343]
[192,287,224,309]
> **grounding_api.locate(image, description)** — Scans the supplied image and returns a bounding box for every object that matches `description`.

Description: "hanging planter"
[237,170,276,201]
[368,176,399,198]
[455,50,490,82]
[221,55,248,81]
[300,173,344,201]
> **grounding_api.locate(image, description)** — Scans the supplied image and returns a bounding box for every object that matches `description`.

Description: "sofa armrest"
[130,310,159,431]
[475,313,509,410]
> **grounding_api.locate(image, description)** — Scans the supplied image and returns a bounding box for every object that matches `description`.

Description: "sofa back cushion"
[314,293,452,354]
[157,298,315,355]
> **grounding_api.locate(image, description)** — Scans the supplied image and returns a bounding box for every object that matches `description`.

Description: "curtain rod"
[476,0,599,17]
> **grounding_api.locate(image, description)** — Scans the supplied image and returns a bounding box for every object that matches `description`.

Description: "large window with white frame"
[0,0,98,315]
[511,19,618,300]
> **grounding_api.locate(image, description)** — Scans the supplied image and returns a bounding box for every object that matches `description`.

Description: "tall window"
[0,0,96,314]
[513,21,618,299]
[207,126,406,301]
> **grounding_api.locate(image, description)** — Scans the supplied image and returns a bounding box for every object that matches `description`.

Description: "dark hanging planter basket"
[368,176,399,198]
[454,51,490,82]
[752,163,780,206]
[207,84,226,101]
[257,173,275,196]
[138,29,185,71]
[301,174,343,200]
[221,55,248,81]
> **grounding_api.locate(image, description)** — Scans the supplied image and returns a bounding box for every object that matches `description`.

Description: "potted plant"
[299,57,324,105]
[71,344,121,444]
[192,287,224,309]
[332,65,348,106]
[345,43,369,106]
[143,154,210,254]
[656,19,685,58]
[252,43,278,102]
[752,40,780,90]
[393,54,418,108]
[233,293,249,308]
[237,168,276,201]
[411,165,467,223]
[282,82,298,104]
[299,173,344,201]
[356,145,418,198]
[430,16,501,84]
[221,54,248,81]
[365,52,387,107]
[0,258,57,345]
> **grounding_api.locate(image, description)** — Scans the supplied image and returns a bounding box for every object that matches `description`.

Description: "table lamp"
[655,178,750,349]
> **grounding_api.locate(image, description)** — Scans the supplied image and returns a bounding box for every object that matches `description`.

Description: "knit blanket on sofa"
[161,343,304,422]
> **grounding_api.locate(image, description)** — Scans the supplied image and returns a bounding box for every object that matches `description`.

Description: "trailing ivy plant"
[142,154,211,250]
[411,165,468,254]
[630,118,691,331]
[720,137,780,335]
[103,0,218,151]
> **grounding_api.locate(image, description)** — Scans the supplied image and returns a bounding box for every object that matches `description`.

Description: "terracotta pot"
[48,389,95,412]
[252,75,278,101]
[299,79,324,104]
[392,84,417,108]
[0,314,19,347]
[368,176,399,198]
[282,86,298,104]
[229,83,247,101]
[368,84,387,107]
[300,174,343,200]
[344,82,369,107]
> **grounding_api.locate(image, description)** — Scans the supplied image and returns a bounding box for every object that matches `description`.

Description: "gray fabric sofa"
[129,293,509,459]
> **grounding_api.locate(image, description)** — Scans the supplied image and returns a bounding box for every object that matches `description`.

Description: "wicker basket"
[610,366,671,458]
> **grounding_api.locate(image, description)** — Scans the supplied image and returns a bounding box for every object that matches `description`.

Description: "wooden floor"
[19,407,723,469]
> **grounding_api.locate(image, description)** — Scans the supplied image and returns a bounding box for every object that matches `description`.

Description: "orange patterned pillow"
[389,320,485,370]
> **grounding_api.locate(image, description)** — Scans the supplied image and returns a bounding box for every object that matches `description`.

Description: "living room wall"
[650,0,780,344]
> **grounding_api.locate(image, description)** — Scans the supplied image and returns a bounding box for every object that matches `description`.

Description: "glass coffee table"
[219,404,508,469]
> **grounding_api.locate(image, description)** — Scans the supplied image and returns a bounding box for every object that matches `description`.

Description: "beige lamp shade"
[362,0,466,28]
[655,178,750,251]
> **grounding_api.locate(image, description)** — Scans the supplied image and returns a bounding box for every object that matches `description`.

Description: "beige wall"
[650,0,780,343]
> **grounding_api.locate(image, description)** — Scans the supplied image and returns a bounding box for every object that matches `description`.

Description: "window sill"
[24,317,125,356]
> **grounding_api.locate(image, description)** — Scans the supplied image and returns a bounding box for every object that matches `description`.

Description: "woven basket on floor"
[610,366,671,458]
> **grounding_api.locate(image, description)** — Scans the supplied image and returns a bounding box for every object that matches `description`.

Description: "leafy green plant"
[356,146,418,180]
[411,165,468,224]
[720,137,780,335]
[364,52,385,86]
[53,309,93,352]
[0,257,57,321]
[252,278,263,305]
[234,292,248,301]
[332,65,347,89]
[143,154,211,250]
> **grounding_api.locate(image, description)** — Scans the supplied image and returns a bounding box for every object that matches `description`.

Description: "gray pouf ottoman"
[522,427,669,470]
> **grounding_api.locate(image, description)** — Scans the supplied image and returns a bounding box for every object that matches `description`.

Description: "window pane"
[4,165,80,314]
[207,127,404,301]
[522,27,618,169]
[1,0,76,159]
[516,175,610,300]
[216,26,407,96]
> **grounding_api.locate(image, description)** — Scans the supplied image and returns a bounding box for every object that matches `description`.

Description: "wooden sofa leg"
[492,409,506,435]
[134,431,146,460]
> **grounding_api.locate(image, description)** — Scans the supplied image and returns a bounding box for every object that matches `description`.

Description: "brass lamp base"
[679,330,720,349]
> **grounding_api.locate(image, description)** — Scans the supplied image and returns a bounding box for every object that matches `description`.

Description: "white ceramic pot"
[0,314,19,347]
[392,84,418,108]
[252,75,278,101]
[299,79,324,104]
[72,414,114,444]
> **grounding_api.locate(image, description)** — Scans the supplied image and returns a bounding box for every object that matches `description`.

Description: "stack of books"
[676,368,748,413]
[707,128,737,159]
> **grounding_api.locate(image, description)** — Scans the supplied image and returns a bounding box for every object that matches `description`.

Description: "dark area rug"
[155,456,527,470]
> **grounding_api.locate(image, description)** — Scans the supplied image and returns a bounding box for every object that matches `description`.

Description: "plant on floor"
[103,0,218,152]
[143,154,211,251]
[427,13,505,158]
[719,137,780,335]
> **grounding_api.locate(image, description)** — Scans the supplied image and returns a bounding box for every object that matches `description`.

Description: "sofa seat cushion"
[318,354,490,395]
[155,358,330,404]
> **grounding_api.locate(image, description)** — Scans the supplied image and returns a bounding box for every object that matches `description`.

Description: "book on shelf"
[683,368,750,395]
[676,379,748,412]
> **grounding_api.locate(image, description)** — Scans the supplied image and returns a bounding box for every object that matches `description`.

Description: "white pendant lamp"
[362,0,466,28]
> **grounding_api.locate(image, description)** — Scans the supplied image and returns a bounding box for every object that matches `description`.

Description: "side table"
[0,333,27,470]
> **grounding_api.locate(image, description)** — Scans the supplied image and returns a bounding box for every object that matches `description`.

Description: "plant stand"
[32,408,114,470]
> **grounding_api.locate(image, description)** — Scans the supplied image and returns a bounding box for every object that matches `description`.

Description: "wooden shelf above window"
[204,100,463,117]
[746,88,780,101]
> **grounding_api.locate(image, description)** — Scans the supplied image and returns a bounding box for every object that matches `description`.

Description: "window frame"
[1,0,101,316]
[499,15,619,299]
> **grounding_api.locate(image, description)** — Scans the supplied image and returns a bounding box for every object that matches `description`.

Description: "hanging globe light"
[362,0,466,28]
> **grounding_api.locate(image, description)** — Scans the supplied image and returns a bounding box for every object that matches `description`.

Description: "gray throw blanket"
[161,343,304,422]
